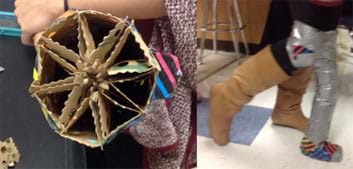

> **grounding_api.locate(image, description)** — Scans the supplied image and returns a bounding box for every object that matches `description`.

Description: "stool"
[198,0,249,64]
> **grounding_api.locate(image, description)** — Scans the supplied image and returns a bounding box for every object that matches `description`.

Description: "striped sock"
[300,137,342,162]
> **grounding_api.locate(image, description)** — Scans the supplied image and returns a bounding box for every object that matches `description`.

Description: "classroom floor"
[197,50,353,169]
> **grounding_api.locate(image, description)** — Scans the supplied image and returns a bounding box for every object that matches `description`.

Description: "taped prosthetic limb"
[272,67,314,132]
[286,0,343,162]
[209,0,343,161]
[286,21,342,162]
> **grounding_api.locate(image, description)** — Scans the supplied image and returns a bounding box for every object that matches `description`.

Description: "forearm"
[68,0,167,19]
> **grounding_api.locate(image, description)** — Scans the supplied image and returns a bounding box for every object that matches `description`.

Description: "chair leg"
[212,0,218,54]
[199,0,209,64]
[227,0,240,60]
[233,0,249,56]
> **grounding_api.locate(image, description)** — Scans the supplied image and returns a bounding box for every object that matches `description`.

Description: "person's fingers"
[14,0,30,22]
[21,32,34,46]
[14,2,21,16]
[14,0,24,14]
[15,8,22,17]
[14,8,19,17]
[14,7,24,26]
[14,0,19,8]
[14,0,21,8]
[14,6,29,20]
[33,32,43,45]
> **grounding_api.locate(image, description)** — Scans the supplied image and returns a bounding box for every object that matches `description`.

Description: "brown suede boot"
[271,67,314,132]
[209,46,290,146]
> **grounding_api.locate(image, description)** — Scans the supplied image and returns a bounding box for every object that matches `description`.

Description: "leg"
[272,67,314,132]
[301,31,342,162]
[209,46,290,145]
[287,0,343,162]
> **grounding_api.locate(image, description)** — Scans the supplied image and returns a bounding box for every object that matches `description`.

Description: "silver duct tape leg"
[306,51,343,162]
[306,57,337,144]
[306,30,338,145]
[287,22,339,145]
[286,21,320,68]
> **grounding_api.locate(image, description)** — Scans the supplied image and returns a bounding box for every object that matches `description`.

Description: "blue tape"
[156,76,171,99]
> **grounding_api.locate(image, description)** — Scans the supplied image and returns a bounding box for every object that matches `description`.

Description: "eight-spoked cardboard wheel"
[29,10,160,148]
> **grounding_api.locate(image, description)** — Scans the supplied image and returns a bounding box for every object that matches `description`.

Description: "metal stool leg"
[227,0,240,60]
[233,0,249,56]
[198,0,249,65]
[199,0,209,64]
[212,0,218,54]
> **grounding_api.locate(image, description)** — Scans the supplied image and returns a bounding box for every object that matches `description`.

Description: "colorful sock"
[300,137,343,162]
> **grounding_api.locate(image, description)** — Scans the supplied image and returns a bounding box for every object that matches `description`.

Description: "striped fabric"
[152,51,182,100]
[300,137,338,161]
[292,45,314,60]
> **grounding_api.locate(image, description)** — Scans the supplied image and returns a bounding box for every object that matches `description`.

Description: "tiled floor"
[197,49,245,82]
[197,50,353,169]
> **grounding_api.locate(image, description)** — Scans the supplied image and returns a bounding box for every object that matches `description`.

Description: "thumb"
[33,32,44,45]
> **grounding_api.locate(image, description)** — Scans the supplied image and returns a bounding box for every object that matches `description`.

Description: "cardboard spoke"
[103,25,131,68]
[29,76,75,94]
[59,86,84,126]
[40,46,77,73]
[78,14,96,60]
[31,82,78,96]
[40,37,80,63]
[62,96,90,133]
[97,93,110,138]
[89,92,103,147]
[89,18,128,63]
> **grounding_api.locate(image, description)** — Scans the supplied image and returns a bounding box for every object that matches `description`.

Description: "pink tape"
[156,52,177,88]
[167,52,181,72]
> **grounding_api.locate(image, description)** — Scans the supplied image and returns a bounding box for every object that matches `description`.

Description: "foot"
[208,83,234,146]
[272,111,308,132]
[300,137,343,162]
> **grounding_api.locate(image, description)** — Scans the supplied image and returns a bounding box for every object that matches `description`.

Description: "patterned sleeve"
[163,0,197,90]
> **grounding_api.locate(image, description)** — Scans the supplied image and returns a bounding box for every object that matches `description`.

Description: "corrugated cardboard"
[0,138,20,169]
[29,10,160,148]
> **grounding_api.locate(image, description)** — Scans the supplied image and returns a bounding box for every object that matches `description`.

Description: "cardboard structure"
[29,10,160,148]
[0,138,20,169]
